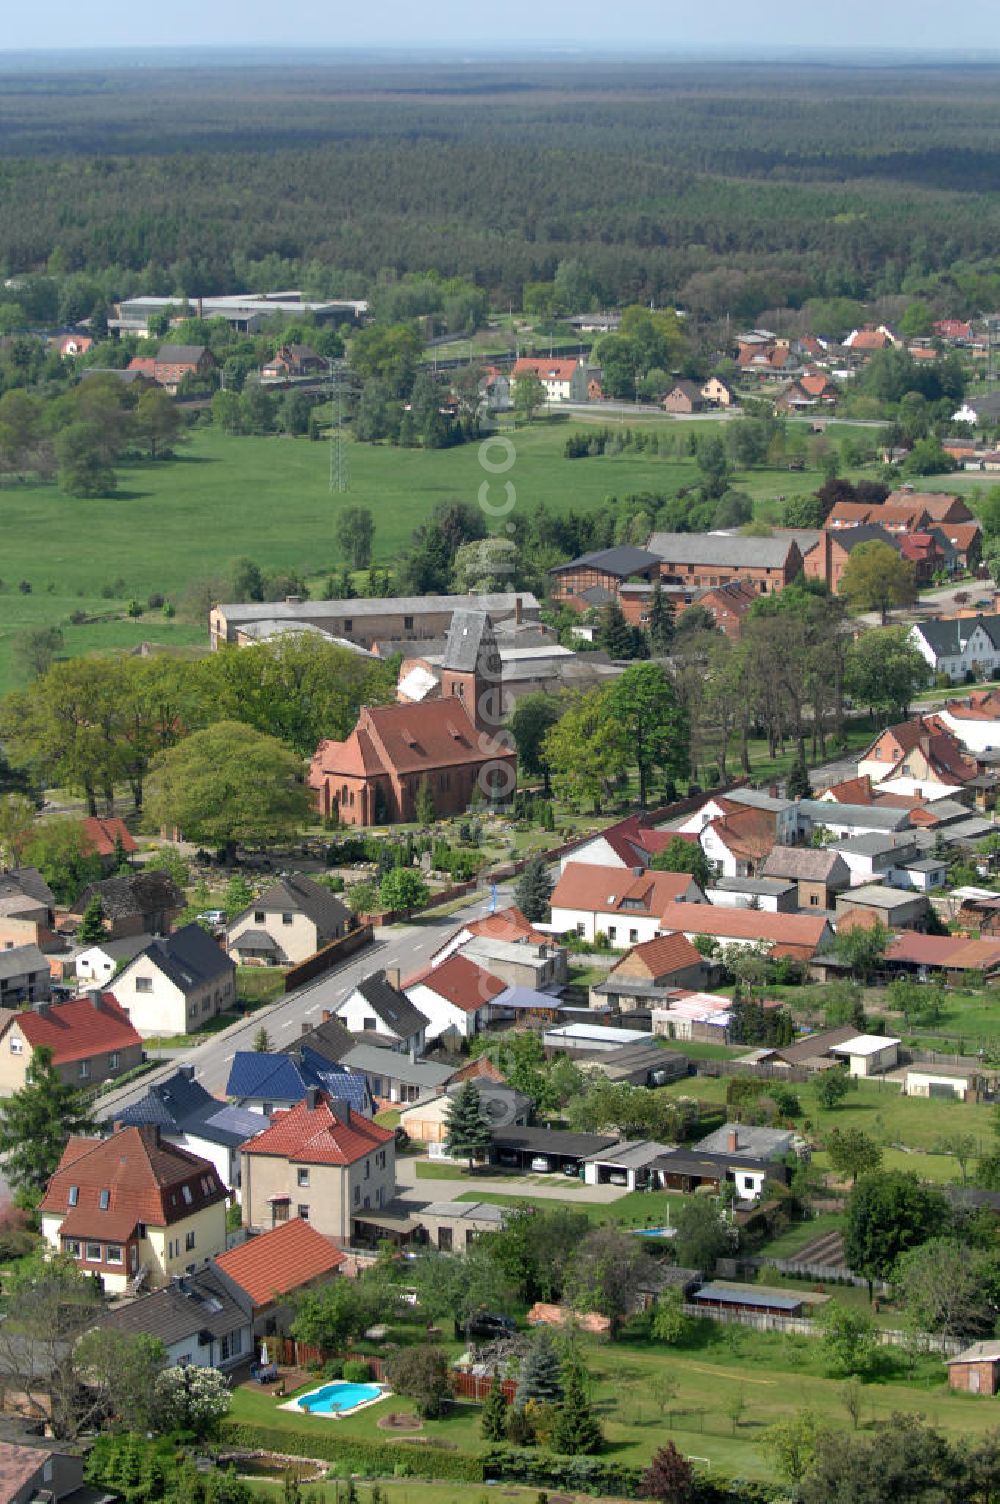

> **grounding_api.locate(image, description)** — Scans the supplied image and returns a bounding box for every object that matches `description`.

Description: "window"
[344,618,353,633]
[181,1185,193,1205]
[253,911,265,923]
[109,1051,120,1070]
[742,1176,755,1192]
[364,1158,370,1179]
[607,926,617,941]
[297,1168,310,1187]
[106,1245,123,1265]
[353,1185,360,1206]
[809,894,819,907]
[363,1018,376,1031]
[136,1222,146,1240]
[272,1201,289,1224]
[9,1036,22,1055]
[99,1189,110,1210]
[576,923,585,938]
[78,1060,90,1080]
[63,1238,81,1257]
[438,1227,453,1251]
[185,1230,196,1251]
[68,1185,79,1207]
[135,976,153,993]
[404,615,414,630]
[629,929,639,944]
[298,1204,310,1221]
[86,1242,102,1263]
[282,912,293,926]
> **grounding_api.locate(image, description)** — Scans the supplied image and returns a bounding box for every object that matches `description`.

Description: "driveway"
[393,1156,629,1205]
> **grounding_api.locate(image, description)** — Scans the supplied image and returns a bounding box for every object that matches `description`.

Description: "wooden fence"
[696,1059,811,1084]
[681,1303,961,1354]
[752,1255,888,1294]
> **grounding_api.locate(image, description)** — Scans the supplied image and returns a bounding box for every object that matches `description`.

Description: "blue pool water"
[634,1226,675,1238]
[298,1381,383,1415]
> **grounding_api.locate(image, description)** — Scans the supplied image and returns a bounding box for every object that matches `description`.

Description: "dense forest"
[3,60,1000,317]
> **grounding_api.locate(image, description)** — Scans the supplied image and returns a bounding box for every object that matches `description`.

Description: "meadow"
[0,416,834,694]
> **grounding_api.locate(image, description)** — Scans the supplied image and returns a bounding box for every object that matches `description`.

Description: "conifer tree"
[0,1045,94,1197]
[443,1080,493,1170]
[598,600,633,658]
[514,856,552,923]
[648,579,675,654]
[786,755,812,799]
[481,1371,509,1440]
[516,1328,564,1410]
[77,896,108,945]
[552,1356,603,1454]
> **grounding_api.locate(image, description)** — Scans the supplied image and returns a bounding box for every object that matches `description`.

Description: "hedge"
[481,1447,786,1503]
[218,1422,484,1483]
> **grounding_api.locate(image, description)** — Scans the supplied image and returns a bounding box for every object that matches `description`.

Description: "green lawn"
[452,1187,693,1228]
[0,420,840,693]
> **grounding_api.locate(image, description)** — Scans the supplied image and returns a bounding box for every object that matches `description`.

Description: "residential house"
[0,868,58,953]
[400,1078,532,1147]
[582,1139,675,1191]
[859,721,978,801]
[656,901,833,961]
[760,847,852,910]
[74,933,155,987]
[835,885,931,930]
[0,1443,108,1504]
[646,532,803,595]
[214,1217,346,1341]
[226,1047,373,1119]
[80,816,137,870]
[261,344,326,380]
[287,1009,355,1062]
[693,579,759,640]
[0,993,142,1094]
[227,873,350,966]
[109,1063,268,1198]
[330,970,428,1053]
[701,375,738,408]
[662,380,706,414]
[428,904,564,969]
[38,1125,228,1293]
[403,953,507,1040]
[677,788,803,847]
[459,935,565,993]
[911,615,1000,684]
[557,815,685,875]
[775,373,838,413]
[413,1199,508,1252]
[52,332,94,357]
[309,611,517,824]
[833,832,930,889]
[936,692,1000,754]
[590,932,710,1010]
[700,805,780,878]
[749,1024,868,1071]
[338,1041,453,1106]
[238,1090,395,1243]
[549,862,707,946]
[511,357,590,403]
[654,1122,794,1201]
[548,546,662,608]
[111,923,236,1037]
[0,945,50,1008]
[152,343,216,392]
[885,490,973,524]
[844,325,901,351]
[98,1263,254,1372]
[650,990,735,1042]
[71,870,185,940]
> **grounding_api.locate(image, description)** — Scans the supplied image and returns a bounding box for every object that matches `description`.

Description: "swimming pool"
[288,1380,386,1417]
[634,1226,676,1239]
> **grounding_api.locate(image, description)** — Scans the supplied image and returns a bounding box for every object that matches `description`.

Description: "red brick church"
[308,612,517,825]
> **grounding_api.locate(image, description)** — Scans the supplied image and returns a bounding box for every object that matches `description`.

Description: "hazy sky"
[3,0,1000,54]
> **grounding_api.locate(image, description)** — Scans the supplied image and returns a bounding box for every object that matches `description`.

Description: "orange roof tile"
[240,1093,393,1167]
[10,993,141,1066]
[513,358,579,381]
[609,931,704,979]
[657,902,830,952]
[551,862,701,915]
[819,774,875,804]
[214,1218,345,1306]
[81,816,137,858]
[405,952,507,1012]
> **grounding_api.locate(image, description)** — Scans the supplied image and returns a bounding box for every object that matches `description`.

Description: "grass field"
[0,418,846,694]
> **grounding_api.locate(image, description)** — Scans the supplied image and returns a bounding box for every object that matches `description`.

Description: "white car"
[197,909,226,926]
[529,1156,552,1173]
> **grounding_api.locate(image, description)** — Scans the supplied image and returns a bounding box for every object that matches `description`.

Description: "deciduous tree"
[839,542,917,623]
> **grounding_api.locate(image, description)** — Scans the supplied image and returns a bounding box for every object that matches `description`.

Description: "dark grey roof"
[551,546,662,578]
[837,884,928,911]
[770,1024,861,1064]
[711,877,796,897]
[351,972,428,1040]
[834,832,918,858]
[236,873,349,936]
[83,934,154,964]
[80,367,151,384]
[286,1014,354,1062]
[0,943,47,980]
[341,1042,452,1089]
[799,799,910,832]
[834,524,898,554]
[692,1284,803,1312]
[490,1127,618,1158]
[695,1123,795,1159]
[646,532,798,568]
[126,923,234,992]
[98,1266,250,1347]
[0,868,54,908]
[651,1147,775,1177]
[967,392,1000,420]
[442,610,497,674]
[229,928,278,951]
[914,614,1000,658]
[76,870,184,920]
[155,343,210,363]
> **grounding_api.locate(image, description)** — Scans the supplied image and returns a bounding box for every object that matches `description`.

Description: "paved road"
[97,885,514,1119]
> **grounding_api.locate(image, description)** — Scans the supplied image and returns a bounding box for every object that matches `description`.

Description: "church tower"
[440,610,502,734]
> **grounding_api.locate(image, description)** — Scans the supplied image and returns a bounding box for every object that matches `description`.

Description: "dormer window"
[181,1184,193,1205]
[68,1185,79,1207]
[99,1189,110,1210]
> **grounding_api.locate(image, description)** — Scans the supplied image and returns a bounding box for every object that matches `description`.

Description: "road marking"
[280,1019,297,1029]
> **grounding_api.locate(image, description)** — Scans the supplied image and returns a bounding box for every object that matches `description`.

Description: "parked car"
[529,1156,552,1173]
[466,1311,516,1339]
[197,909,226,926]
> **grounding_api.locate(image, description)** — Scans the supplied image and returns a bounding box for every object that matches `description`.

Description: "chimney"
[179,1063,195,1081]
[727,1128,740,1153]
[769,784,779,798]
[321,1009,331,1024]
[515,595,523,625]
[385,966,401,990]
[300,1022,311,1036]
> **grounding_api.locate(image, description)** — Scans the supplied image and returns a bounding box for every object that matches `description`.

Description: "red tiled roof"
[933,321,972,339]
[463,905,550,946]
[657,902,830,952]
[405,952,507,1012]
[312,700,510,781]
[705,806,776,863]
[81,816,137,858]
[826,502,876,526]
[609,931,704,980]
[551,862,701,915]
[887,933,1000,972]
[850,329,891,350]
[240,1093,393,1166]
[39,1125,226,1237]
[513,358,579,381]
[214,1217,345,1306]
[885,491,972,522]
[0,1442,46,1500]
[819,774,875,804]
[449,1055,506,1084]
[127,357,157,376]
[10,993,141,1066]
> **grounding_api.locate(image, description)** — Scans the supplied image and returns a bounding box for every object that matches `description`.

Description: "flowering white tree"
[154,1364,231,1438]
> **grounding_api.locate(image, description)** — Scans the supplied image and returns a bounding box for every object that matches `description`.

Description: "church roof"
[443,609,496,673]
